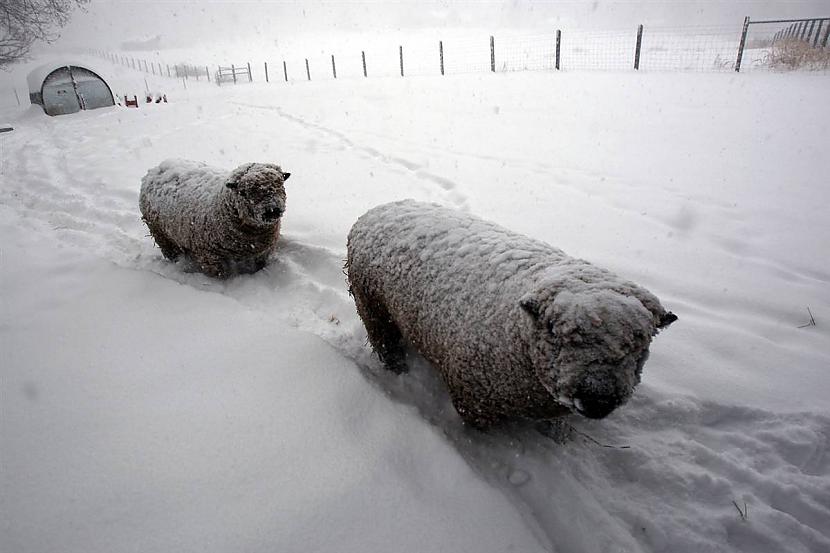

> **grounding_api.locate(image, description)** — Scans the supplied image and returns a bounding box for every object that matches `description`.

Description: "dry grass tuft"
[766,39,830,70]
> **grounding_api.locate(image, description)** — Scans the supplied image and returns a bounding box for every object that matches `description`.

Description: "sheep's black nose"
[574,395,620,419]
[263,207,283,221]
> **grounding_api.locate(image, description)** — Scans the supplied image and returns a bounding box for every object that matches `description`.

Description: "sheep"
[346,200,676,428]
[139,159,290,278]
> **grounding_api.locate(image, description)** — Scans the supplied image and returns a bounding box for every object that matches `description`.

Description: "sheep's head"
[521,279,676,420]
[225,163,290,227]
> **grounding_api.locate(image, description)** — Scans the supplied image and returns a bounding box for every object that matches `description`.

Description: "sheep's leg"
[350,280,407,373]
[145,223,182,261]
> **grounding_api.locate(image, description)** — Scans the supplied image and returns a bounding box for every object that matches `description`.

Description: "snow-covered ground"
[2,57,829,553]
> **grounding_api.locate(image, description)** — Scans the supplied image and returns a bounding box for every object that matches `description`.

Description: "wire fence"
[7,18,828,108]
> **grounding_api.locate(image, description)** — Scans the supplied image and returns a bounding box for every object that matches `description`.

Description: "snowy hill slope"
[1,70,829,553]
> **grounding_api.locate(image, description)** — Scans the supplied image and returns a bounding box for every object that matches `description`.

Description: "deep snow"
[1,57,829,553]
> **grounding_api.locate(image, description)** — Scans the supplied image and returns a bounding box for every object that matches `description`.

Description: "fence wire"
[86,19,830,94]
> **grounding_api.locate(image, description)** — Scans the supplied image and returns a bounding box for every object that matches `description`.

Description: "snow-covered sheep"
[346,200,676,428]
[140,159,290,278]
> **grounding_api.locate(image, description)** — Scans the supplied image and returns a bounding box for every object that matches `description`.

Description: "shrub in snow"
[140,159,290,278]
[346,200,677,428]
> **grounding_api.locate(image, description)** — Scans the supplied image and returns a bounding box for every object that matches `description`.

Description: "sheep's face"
[226,163,290,227]
[522,288,672,420]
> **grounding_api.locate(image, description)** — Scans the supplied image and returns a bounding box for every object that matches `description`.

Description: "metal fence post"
[306,58,310,80]
[400,45,404,76]
[634,24,644,70]
[331,55,337,78]
[265,62,269,82]
[439,41,444,75]
[490,36,495,72]
[555,30,561,70]
[362,51,367,77]
[735,16,750,72]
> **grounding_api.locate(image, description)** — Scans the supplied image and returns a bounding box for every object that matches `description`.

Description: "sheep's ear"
[282,172,291,181]
[657,311,677,329]
[519,293,542,318]
[226,180,238,190]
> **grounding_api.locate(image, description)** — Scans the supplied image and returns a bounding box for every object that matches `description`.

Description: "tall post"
[822,20,830,47]
[362,51,367,77]
[735,16,750,73]
[439,41,444,75]
[331,55,337,78]
[232,64,237,84]
[283,60,288,82]
[634,24,644,70]
[399,45,404,76]
[265,61,269,82]
[490,36,495,72]
[306,58,310,80]
[555,30,561,70]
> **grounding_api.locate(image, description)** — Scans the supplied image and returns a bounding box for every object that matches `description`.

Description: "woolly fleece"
[347,200,676,427]
[140,159,289,278]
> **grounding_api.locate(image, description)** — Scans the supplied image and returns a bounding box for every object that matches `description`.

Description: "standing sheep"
[140,159,290,278]
[346,200,676,428]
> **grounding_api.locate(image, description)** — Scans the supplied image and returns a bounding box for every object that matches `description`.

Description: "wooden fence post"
[800,21,809,40]
[216,66,221,86]
[247,62,252,82]
[206,66,210,81]
[362,51,367,77]
[439,40,444,75]
[822,20,830,47]
[400,46,404,76]
[490,36,495,72]
[283,60,288,82]
[265,62,269,82]
[331,55,337,78]
[14,87,20,106]
[167,64,170,77]
[305,58,310,80]
[634,24,644,70]
[555,30,561,70]
[175,65,180,78]
[813,20,823,47]
[735,16,750,72]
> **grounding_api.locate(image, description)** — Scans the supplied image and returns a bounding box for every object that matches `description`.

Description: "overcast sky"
[52,1,829,50]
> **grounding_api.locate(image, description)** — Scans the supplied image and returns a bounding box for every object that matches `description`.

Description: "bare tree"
[1,0,89,69]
